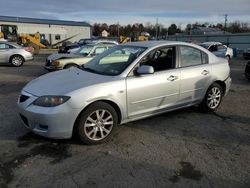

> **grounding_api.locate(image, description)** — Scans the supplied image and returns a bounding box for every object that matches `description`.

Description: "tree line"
[92,21,250,38]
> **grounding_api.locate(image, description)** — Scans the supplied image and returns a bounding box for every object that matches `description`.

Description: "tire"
[226,55,230,63]
[64,64,78,69]
[200,83,223,112]
[10,55,24,67]
[75,102,118,145]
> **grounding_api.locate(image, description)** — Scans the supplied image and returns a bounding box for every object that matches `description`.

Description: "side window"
[180,46,207,67]
[201,51,208,64]
[208,45,217,52]
[0,43,7,49]
[217,45,226,51]
[94,47,106,55]
[139,47,175,72]
[55,35,61,40]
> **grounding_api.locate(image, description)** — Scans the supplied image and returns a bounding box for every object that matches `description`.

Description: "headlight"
[33,96,70,107]
[52,61,60,66]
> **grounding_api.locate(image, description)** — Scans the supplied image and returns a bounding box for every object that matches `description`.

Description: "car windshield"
[82,45,147,76]
[74,45,93,56]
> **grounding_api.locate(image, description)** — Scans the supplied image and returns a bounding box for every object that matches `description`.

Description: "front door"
[126,46,180,118]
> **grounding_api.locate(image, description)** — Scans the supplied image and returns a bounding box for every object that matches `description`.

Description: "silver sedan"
[18,41,231,144]
[0,41,33,66]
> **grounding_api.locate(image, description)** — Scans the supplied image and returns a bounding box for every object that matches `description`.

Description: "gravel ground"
[0,55,249,188]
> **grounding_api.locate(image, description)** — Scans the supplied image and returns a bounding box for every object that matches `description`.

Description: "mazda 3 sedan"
[0,41,33,66]
[18,41,231,144]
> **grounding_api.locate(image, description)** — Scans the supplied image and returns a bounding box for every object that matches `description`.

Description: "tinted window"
[180,46,207,67]
[140,47,175,72]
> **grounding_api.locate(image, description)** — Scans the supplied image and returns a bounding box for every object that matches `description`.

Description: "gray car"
[0,41,33,66]
[18,41,231,144]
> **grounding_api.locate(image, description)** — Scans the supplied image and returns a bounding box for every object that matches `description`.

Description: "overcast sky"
[1,0,250,27]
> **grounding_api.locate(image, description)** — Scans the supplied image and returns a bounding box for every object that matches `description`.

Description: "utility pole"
[224,14,228,34]
[117,22,120,38]
[155,17,158,40]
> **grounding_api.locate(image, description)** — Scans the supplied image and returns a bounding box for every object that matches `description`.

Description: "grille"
[46,59,51,67]
[19,95,30,103]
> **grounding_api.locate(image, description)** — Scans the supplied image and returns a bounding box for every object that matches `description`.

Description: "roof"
[0,15,91,27]
[121,40,190,48]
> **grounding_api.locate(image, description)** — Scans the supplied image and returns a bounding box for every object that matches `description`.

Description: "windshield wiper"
[81,65,99,74]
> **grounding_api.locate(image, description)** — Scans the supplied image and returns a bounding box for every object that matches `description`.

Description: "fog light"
[39,124,48,130]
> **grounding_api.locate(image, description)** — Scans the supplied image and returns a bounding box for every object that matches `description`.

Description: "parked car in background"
[243,48,250,60]
[200,42,233,61]
[45,43,117,70]
[19,41,231,144]
[58,39,118,54]
[245,61,250,80]
[0,41,33,67]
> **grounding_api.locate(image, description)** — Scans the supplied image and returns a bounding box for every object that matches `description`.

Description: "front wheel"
[75,102,118,145]
[200,83,223,112]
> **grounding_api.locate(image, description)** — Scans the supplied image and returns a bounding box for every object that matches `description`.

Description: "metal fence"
[165,33,250,52]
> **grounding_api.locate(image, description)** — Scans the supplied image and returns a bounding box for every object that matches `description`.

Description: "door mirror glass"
[136,65,154,75]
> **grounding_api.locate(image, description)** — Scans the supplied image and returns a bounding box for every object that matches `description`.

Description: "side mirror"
[136,65,154,75]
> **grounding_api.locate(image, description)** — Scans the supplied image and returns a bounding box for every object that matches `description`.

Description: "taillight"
[25,47,34,53]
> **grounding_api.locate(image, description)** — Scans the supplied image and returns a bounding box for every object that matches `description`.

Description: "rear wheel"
[10,55,24,67]
[75,102,118,145]
[200,83,223,112]
[226,55,230,63]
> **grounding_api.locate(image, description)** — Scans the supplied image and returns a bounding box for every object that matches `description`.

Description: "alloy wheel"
[84,109,114,141]
[207,87,222,109]
[12,56,23,66]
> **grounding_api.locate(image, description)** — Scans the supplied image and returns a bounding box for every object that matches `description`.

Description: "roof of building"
[0,15,91,27]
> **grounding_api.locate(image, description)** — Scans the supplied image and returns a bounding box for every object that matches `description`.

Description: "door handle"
[167,75,178,81]
[201,70,210,75]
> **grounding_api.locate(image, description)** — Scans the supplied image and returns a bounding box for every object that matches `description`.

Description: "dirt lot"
[0,55,250,188]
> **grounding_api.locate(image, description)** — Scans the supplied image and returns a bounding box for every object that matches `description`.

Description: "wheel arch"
[213,80,226,95]
[9,54,25,63]
[73,99,122,135]
[63,63,79,69]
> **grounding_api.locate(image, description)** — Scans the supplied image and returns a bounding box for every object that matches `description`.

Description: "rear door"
[178,45,212,105]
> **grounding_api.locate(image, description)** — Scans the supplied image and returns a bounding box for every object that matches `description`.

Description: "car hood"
[47,53,81,61]
[23,68,114,96]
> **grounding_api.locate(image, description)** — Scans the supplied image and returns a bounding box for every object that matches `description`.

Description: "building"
[101,30,109,38]
[0,16,91,46]
[191,26,230,35]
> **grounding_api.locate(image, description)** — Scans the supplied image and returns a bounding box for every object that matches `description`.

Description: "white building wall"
[0,21,91,46]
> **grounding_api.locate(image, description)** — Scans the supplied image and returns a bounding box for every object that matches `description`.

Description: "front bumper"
[18,91,81,139]
[224,76,232,96]
[44,65,63,71]
[44,59,63,71]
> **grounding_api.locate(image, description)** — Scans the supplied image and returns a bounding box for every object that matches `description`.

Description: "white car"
[0,41,33,66]
[200,42,233,61]
[18,41,231,144]
[45,43,117,70]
